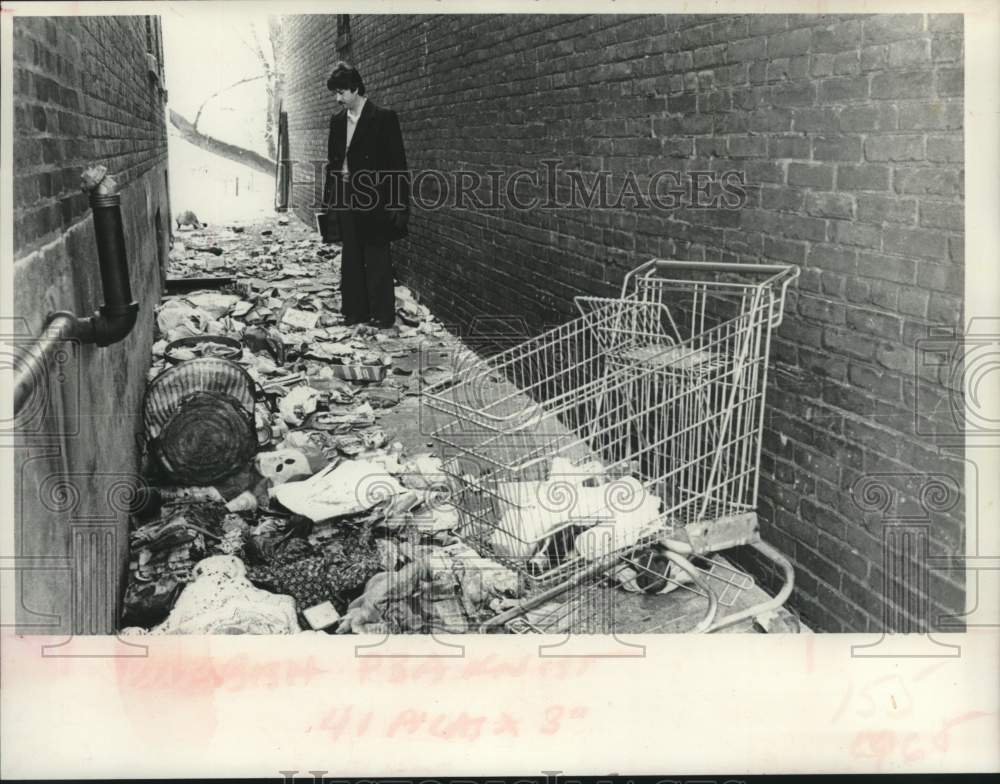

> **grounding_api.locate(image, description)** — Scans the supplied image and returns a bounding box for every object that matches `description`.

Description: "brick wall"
[275,15,340,219]
[14,16,168,257]
[277,13,965,633]
[12,15,170,634]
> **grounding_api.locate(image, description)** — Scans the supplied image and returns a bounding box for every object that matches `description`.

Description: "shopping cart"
[423,260,800,633]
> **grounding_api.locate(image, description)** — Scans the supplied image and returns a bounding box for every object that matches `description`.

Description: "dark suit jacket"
[325,100,410,245]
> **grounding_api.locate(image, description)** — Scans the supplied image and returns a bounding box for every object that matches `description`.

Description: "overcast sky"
[162,5,274,157]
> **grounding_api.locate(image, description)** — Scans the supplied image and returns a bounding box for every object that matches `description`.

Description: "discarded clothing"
[147,556,300,635]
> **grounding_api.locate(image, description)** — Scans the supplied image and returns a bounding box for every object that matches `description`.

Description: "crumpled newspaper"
[155,298,213,340]
[183,291,241,319]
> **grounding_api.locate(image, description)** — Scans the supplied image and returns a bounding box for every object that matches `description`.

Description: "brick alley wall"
[12,16,171,634]
[277,14,966,633]
[275,14,345,219]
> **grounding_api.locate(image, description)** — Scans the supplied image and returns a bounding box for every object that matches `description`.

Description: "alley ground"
[124,210,800,636]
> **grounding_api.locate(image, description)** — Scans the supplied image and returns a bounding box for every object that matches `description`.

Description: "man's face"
[334,87,361,112]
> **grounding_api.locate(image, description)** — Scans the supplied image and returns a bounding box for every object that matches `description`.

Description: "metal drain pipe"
[13,167,139,416]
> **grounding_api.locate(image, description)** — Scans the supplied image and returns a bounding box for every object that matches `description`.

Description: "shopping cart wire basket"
[423,259,800,632]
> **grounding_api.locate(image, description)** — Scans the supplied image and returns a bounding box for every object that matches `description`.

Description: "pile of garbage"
[122,218,521,635]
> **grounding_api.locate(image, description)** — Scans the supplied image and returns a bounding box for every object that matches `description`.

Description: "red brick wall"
[12,15,171,634]
[277,13,965,633]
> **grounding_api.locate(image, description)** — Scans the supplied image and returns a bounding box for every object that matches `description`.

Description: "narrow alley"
[6,5,998,781]
[9,10,970,640]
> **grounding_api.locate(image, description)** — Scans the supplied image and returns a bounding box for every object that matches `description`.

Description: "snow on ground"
[168,129,276,227]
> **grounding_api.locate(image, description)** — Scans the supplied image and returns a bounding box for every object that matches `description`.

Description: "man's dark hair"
[327,62,366,95]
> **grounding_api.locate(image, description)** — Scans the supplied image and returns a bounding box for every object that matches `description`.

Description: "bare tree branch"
[249,23,270,71]
[267,16,281,69]
[193,74,266,131]
[206,19,282,160]
[235,26,262,64]
[170,109,275,175]
[263,16,284,161]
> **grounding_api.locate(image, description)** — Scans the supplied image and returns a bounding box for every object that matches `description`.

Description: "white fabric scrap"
[273,459,406,522]
[279,385,321,426]
[151,556,299,635]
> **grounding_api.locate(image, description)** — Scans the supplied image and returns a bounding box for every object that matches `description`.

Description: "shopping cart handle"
[621,258,800,296]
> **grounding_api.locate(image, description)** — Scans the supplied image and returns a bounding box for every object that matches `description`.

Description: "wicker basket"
[143,357,257,485]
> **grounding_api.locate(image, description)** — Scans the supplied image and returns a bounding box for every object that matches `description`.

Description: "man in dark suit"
[324,62,410,328]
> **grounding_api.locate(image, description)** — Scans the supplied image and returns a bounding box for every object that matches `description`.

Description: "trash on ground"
[278,385,321,426]
[183,292,241,318]
[277,431,331,473]
[164,334,243,364]
[302,402,376,432]
[255,448,313,486]
[337,556,427,634]
[280,307,321,330]
[126,216,736,638]
[224,490,259,513]
[164,276,234,294]
[272,459,405,522]
[130,555,300,635]
[303,600,341,630]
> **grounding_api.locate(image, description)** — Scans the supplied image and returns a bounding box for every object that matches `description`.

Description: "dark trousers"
[336,209,395,327]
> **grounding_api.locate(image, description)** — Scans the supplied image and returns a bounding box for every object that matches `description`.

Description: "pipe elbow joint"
[92,301,139,347]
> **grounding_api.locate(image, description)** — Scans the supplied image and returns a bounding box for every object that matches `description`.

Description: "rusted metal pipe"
[89,191,139,343]
[13,167,140,417]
